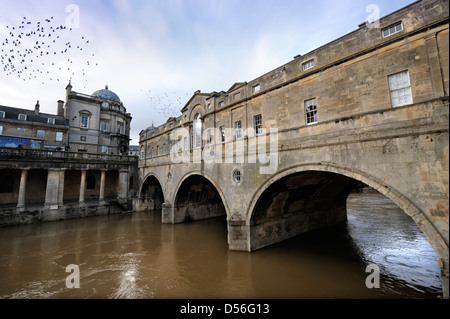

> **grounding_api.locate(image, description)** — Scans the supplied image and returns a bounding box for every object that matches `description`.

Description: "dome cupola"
[92,85,121,103]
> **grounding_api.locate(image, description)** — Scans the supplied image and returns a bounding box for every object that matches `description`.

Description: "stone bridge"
[138,98,448,293]
[137,0,449,296]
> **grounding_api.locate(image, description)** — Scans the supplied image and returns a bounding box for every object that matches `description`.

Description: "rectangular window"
[0,111,5,118]
[80,115,89,129]
[177,139,182,152]
[219,126,225,143]
[252,84,261,93]
[47,118,55,125]
[56,132,63,142]
[235,121,242,139]
[184,137,188,151]
[218,101,224,107]
[17,128,25,136]
[388,70,412,107]
[169,141,173,154]
[101,146,108,154]
[151,147,154,158]
[305,98,318,125]
[162,143,166,155]
[254,114,263,135]
[117,122,123,134]
[382,21,403,38]
[100,121,108,132]
[194,125,202,149]
[302,59,315,71]
[0,125,3,135]
[140,149,145,159]
[36,129,45,139]
[18,114,27,121]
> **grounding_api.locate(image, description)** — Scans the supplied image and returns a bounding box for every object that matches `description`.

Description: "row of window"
[0,111,58,124]
[303,70,412,124]
[142,114,264,159]
[142,69,413,158]
[0,125,64,141]
[80,115,124,134]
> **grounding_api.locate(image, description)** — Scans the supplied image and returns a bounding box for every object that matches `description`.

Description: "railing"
[0,146,138,162]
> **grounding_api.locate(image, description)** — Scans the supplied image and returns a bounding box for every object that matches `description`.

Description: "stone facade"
[137,0,449,297]
[0,84,137,226]
[0,101,69,150]
[63,83,132,155]
[0,153,138,225]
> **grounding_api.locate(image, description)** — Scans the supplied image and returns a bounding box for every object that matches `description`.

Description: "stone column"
[117,169,128,204]
[17,168,29,211]
[58,169,66,206]
[99,169,107,205]
[45,169,61,210]
[227,220,251,252]
[161,202,174,224]
[79,169,87,205]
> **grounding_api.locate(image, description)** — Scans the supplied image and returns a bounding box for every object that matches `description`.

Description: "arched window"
[193,113,202,149]
[87,175,96,190]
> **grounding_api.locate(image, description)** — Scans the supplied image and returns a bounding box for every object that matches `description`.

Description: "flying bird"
[1,15,100,87]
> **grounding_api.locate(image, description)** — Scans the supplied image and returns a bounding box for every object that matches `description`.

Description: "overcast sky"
[0,0,414,144]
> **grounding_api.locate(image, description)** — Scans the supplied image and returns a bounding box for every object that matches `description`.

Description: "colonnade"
[15,167,129,211]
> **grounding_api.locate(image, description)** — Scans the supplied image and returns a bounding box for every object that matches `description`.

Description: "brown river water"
[0,188,442,299]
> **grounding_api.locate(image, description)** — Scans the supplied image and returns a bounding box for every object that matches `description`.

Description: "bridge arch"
[246,163,448,270]
[172,171,229,223]
[138,173,165,211]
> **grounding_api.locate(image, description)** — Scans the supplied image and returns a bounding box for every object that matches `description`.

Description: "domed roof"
[92,85,121,103]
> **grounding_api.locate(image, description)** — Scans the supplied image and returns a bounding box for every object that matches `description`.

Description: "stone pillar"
[17,168,29,211]
[99,169,106,205]
[58,169,66,206]
[45,169,61,210]
[117,169,128,204]
[79,169,87,205]
[227,220,251,252]
[425,34,445,98]
[161,202,174,224]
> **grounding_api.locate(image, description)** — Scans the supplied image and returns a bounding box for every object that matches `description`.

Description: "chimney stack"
[65,80,72,103]
[57,100,64,116]
[34,100,40,116]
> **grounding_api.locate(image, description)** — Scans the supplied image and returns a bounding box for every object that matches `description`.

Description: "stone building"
[137,0,449,296]
[0,101,69,151]
[63,82,132,155]
[0,84,137,225]
[128,145,140,157]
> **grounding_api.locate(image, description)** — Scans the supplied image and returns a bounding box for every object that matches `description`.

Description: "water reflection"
[0,188,442,299]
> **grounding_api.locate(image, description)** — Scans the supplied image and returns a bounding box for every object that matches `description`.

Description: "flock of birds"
[1,16,99,86]
[143,89,191,118]
[2,15,193,118]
